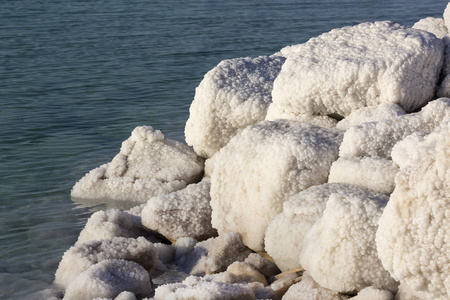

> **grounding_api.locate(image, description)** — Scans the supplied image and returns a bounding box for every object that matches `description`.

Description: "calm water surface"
[1,0,448,298]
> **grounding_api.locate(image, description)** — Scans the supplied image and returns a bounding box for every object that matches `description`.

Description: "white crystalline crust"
[412,17,448,39]
[141,181,216,241]
[269,21,443,119]
[328,156,399,195]
[336,103,406,131]
[265,183,391,273]
[76,209,144,245]
[185,55,286,158]
[210,120,343,252]
[71,126,204,203]
[153,276,256,300]
[55,237,157,289]
[352,286,394,300]
[63,259,152,300]
[376,123,450,299]
[339,98,450,158]
[283,273,350,300]
[444,2,450,34]
[176,232,253,276]
[300,188,397,293]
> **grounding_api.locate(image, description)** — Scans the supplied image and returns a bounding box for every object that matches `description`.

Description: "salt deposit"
[54,8,450,299]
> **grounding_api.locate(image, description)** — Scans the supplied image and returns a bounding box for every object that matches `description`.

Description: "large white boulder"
[141,181,216,241]
[185,55,286,158]
[71,126,204,203]
[55,237,157,289]
[376,122,450,299]
[265,183,390,273]
[267,21,443,120]
[210,120,343,252]
[299,187,397,293]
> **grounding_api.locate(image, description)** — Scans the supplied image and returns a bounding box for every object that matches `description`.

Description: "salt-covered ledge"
[34,5,450,300]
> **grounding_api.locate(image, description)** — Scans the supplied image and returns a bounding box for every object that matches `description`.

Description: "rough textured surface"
[265,183,390,273]
[76,209,144,245]
[336,103,405,131]
[71,126,204,203]
[412,17,448,39]
[282,273,349,300]
[55,237,157,289]
[177,233,253,276]
[141,181,216,241]
[352,286,394,300]
[153,275,256,300]
[376,122,450,299]
[63,259,152,300]
[328,156,399,195]
[300,187,397,293]
[268,21,443,119]
[211,120,343,252]
[185,55,286,158]
[339,98,450,158]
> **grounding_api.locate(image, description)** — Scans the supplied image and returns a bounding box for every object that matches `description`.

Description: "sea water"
[0,0,448,298]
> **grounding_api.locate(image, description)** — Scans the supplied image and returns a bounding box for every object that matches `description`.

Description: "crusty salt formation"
[55,237,157,289]
[71,126,204,203]
[299,189,397,293]
[185,55,286,158]
[76,209,144,245]
[63,259,152,300]
[265,183,391,273]
[376,122,450,299]
[210,120,343,252]
[339,98,450,158]
[328,157,399,195]
[268,21,443,120]
[56,7,450,299]
[141,181,217,241]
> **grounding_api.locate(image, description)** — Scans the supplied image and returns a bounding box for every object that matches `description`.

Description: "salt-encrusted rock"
[300,188,397,293]
[328,157,399,195]
[226,262,268,286]
[71,126,204,203]
[412,17,448,39]
[185,55,286,158]
[76,209,144,245]
[336,103,405,131]
[141,181,216,241]
[153,275,256,300]
[63,259,152,300]
[339,98,450,158]
[265,183,389,272]
[376,122,450,299]
[177,233,253,276]
[352,286,394,300]
[244,253,280,279]
[211,120,343,251]
[282,273,349,300]
[55,237,157,289]
[268,21,443,120]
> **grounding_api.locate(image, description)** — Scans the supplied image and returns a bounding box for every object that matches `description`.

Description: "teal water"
[1,1,448,298]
